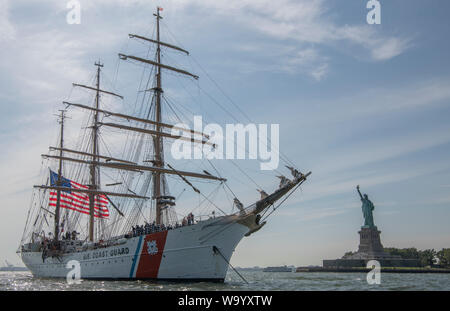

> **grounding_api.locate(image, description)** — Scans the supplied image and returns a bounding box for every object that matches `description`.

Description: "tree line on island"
[344,248,450,268]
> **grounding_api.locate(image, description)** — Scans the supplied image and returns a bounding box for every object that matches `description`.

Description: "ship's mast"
[53,110,66,240]
[61,62,123,242]
[114,8,231,226]
[89,61,103,241]
[153,7,163,225]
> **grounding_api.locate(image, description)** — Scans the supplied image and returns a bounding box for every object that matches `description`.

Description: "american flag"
[49,170,109,219]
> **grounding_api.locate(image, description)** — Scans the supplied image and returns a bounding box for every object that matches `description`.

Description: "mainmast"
[88,61,103,241]
[153,7,163,225]
[53,110,66,240]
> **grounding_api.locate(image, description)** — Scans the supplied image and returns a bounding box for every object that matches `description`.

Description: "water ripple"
[1,271,449,291]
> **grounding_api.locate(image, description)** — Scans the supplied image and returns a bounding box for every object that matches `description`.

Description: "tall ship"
[19,7,310,281]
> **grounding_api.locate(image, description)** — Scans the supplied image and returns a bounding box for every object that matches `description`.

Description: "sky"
[0,0,450,268]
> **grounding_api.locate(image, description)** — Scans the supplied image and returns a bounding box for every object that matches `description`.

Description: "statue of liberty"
[356,185,375,228]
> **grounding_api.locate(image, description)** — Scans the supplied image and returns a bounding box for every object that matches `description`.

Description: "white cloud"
[310,63,328,81]
[198,0,409,79]
[0,0,15,42]
[227,44,329,79]
[370,37,411,61]
[313,168,436,199]
[32,0,411,80]
[297,207,350,222]
[175,0,411,62]
[336,25,411,61]
[314,123,450,176]
[278,78,450,130]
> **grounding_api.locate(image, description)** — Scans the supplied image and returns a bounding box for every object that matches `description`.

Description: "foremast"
[52,82,104,242]
[53,110,66,240]
[38,62,126,243]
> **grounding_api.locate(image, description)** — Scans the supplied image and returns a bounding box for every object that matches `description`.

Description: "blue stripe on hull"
[129,235,143,278]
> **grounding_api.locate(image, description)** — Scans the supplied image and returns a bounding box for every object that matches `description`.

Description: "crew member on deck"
[277,175,291,188]
[257,189,269,200]
[286,166,303,179]
[233,198,246,216]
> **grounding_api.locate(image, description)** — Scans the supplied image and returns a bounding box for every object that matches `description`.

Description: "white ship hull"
[21,217,249,281]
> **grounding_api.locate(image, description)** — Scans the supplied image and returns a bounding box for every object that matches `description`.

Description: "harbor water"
[1,270,449,291]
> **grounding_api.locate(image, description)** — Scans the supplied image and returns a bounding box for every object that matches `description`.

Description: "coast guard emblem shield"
[136,231,168,278]
[147,240,158,255]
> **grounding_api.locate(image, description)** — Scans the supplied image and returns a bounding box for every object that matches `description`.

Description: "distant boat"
[263,265,294,272]
[236,266,263,271]
[0,260,28,272]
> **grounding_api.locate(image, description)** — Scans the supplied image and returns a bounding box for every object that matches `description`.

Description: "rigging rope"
[161,20,297,169]
[213,246,248,284]
[261,184,303,223]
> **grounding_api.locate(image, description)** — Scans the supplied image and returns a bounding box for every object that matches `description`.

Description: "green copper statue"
[356,185,375,228]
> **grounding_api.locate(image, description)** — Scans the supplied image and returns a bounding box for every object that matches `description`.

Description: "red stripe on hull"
[135,231,168,278]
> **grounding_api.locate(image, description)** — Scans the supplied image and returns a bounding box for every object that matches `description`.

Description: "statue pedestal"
[323,226,421,267]
[357,227,385,255]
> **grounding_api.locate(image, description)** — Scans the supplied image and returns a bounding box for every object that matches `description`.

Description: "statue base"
[323,226,421,267]
[357,227,385,256]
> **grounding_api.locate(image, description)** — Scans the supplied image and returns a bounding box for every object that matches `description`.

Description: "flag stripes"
[49,170,109,218]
